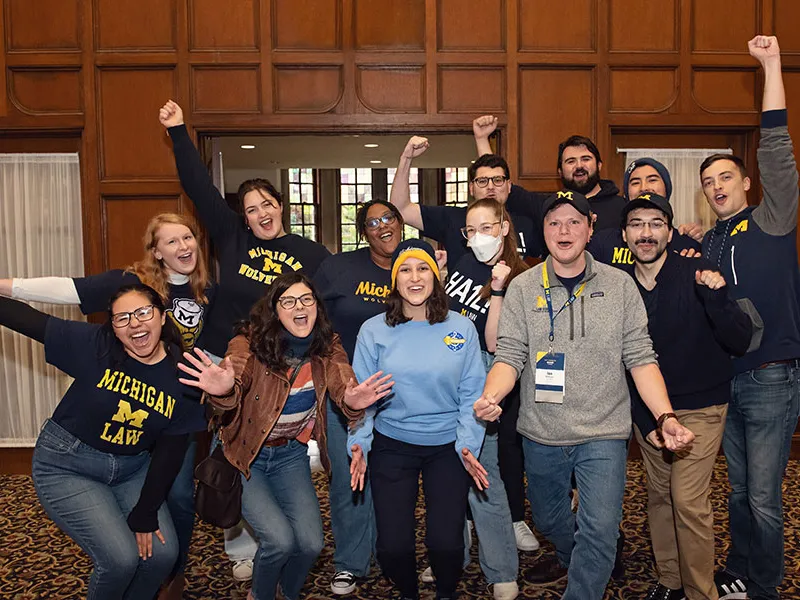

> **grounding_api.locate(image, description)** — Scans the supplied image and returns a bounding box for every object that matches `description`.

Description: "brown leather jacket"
[206,333,364,479]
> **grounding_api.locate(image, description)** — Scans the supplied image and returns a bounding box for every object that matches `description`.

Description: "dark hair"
[468,154,511,182]
[699,154,748,180]
[236,178,283,215]
[466,198,529,299]
[385,276,450,327]
[356,199,404,242]
[238,272,335,372]
[105,283,183,365]
[557,135,602,170]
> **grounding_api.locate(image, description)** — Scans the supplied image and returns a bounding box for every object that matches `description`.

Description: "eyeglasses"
[472,175,508,188]
[277,293,317,310]
[460,221,501,239]
[111,305,156,328]
[365,213,397,229]
[626,219,668,231]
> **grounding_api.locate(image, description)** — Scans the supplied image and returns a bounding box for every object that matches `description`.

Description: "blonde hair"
[127,213,210,305]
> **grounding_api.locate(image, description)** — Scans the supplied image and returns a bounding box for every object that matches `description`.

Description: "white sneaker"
[330,570,357,595]
[232,558,254,582]
[493,581,519,600]
[420,566,435,583]
[512,521,540,552]
[308,440,323,473]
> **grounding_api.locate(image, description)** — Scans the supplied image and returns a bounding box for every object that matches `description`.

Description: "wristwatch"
[657,412,678,429]
[490,289,505,297]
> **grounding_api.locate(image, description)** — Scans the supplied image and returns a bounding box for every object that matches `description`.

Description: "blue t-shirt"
[445,253,492,350]
[46,319,207,455]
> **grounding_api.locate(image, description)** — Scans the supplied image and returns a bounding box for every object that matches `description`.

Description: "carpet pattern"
[1,458,799,599]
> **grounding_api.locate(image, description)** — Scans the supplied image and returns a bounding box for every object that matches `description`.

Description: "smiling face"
[559,145,601,194]
[111,291,166,364]
[543,203,593,270]
[468,166,512,204]
[395,256,434,308]
[627,165,667,199]
[243,189,285,240]
[701,158,751,220]
[152,223,198,276]
[622,207,673,264]
[276,282,318,338]
[364,203,402,259]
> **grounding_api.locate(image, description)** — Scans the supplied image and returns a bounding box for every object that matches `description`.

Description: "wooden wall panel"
[104,196,182,269]
[608,0,677,53]
[609,68,677,113]
[273,66,343,113]
[437,0,504,52]
[438,67,505,113]
[8,69,82,115]
[774,0,800,55]
[783,70,800,155]
[693,69,758,113]
[192,67,260,113]
[518,0,595,52]
[272,0,340,50]
[95,0,176,50]
[189,0,259,50]
[5,0,80,52]
[353,0,425,50]
[357,66,425,113]
[518,68,595,178]
[691,0,757,53]
[97,69,177,180]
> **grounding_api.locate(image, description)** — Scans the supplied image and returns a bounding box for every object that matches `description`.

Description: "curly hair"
[355,199,404,244]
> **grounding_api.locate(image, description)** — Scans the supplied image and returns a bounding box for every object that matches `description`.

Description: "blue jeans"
[166,435,197,576]
[32,419,178,600]
[523,437,627,600]
[241,439,324,600]
[327,397,376,576]
[724,363,800,600]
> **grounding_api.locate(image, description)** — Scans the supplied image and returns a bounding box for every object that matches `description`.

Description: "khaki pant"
[634,403,727,600]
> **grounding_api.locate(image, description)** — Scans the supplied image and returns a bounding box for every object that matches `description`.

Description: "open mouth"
[379,231,393,241]
[130,331,151,348]
[259,218,273,229]
[714,193,728,205]
[407,285,424,293]
[293,314,309,326]
[557,241,573,250]
[177,251,193,264]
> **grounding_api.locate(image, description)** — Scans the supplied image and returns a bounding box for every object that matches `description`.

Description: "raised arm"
[0,295,51,343]
[473,115,498,157]
[1,277,80,304]
[389,136,428,231]
[159,100,240,242]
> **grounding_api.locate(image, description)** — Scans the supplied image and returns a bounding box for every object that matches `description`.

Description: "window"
[387,167,420,241]
[444,167,469,207]
[339,168,373,252]
[287,168,319,241]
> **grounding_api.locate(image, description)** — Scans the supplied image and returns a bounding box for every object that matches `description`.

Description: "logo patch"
[730,220,748,237]
[443,331,466,352]
[590,292,604,298]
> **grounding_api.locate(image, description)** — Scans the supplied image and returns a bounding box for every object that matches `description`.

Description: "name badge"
[535,351,565,404]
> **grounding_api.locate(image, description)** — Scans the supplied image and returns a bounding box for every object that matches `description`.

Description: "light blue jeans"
[32,419,178,600]
[326,397,376,576]
[242,439,325,600]
[723,362,800,600]
[523,437,627,600]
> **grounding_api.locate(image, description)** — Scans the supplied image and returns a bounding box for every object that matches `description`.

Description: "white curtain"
[0,153,85,446]
[621,148,732,231]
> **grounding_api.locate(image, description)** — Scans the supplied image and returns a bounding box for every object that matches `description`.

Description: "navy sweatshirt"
[701,110,800,374]
[630,254,752,437]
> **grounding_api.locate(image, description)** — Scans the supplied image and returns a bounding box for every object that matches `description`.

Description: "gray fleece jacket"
[495,253,657,445]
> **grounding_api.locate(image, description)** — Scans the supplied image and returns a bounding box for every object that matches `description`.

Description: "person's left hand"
[344,371,394,410]
[135,529,166,560]
[461,448,489,490]
[473,392,502,421]
[678,247,702,258]
[435,250,448,272]
[491,261,511,291]
[661,417,695,451]
[678,222,705,242]
[695,269,726,290]
[178,348,235,396]
[349,444,367,491]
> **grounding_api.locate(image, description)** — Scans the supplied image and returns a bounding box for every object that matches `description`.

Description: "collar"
[168,273,190,285]
[542,251,597,289]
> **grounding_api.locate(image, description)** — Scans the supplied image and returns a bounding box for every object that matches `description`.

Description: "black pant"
[370,431,471,600]
[497,383,526,522]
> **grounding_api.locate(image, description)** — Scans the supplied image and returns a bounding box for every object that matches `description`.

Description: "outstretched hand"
[178,348,235,396]
[350,444,367,491]
[158,100,184,128]
[461,448,489,490]
[344,371,394,410]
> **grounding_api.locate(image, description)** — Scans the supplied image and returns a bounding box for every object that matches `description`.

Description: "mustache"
[636,237,658,245]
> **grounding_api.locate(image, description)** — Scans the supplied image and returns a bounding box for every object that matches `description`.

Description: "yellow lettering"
[556,190,573,200]
[112,371,124,393]
[145,386,156,407]
[125,429,144,445]
[154,391,165,415]
[100,422,113,441]
[111,400,150,428]
[130,378,141,401]
[96,369,117,390]
[166,395,176,419]
[119,375,131,395]
[111,428,125,444]
[612,247,626,264]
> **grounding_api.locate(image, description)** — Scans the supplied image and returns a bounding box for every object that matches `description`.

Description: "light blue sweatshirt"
[348,311,486,464]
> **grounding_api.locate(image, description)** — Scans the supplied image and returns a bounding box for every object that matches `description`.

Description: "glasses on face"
[111,305,156,328]
[365,213,397,230]
[277,293,317,310]
[460,221,501,239]
[626,219,667,231]
[472,175,508,188]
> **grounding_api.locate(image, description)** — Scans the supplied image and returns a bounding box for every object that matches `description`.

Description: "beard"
[562,169,600,195]
[631,237,668,264]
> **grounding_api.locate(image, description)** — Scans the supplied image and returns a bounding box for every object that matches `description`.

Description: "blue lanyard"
[542,265,586,344]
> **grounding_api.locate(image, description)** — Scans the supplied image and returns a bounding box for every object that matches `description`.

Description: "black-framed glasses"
[111,305,156,328]
[277,293,317,310]
[472,175,508,188]
[365,213,397,229]
[460,221,501,239]
[626,219,667,231]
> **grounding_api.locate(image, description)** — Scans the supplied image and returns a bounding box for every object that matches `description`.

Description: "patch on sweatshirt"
[533,295,548,312]
[590,292,604,298]
[443,331,466,352]
[731,220,748,236]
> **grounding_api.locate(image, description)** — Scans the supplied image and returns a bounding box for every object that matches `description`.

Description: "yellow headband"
[390,248,441,288]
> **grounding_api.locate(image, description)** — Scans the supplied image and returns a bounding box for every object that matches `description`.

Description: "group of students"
[0,34,797,600]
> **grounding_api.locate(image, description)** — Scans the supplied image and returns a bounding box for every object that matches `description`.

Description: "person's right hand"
[349,444,367,491]
[402,136,429,160]
[474,392,502,422]
[159,100,184,128]
[473,115,498,140]
[645,429,665,449]
[178,348,235,396]
[748,35,780,65]
[491,260,511,291]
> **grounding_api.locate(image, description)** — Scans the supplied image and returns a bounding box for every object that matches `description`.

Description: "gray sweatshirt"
[495,252,657,445]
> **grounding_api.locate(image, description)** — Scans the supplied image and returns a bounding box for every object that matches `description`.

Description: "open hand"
[344,371,394,410]
[349,444,367,491]
[462,448,489,490]
[178,348,235,396]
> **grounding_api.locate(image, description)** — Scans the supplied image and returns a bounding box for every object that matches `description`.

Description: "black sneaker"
[714,570,747,600]
[644,583,686,600]
[330,570,357,595]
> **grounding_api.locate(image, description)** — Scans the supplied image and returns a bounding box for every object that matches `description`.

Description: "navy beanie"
[623,157,673,201]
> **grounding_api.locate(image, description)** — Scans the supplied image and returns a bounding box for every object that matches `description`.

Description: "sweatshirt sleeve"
[752,110,798,236]
[167,124,240,243]
[493,272,532,377]
[0,295,50,343]
[695,282,753,357]
[620,275,658,370]
[12,277,81,305]
[454,324,487,463]
[347,324,378,462]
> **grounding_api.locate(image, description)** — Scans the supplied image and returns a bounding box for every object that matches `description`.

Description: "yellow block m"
[110,400,149,429]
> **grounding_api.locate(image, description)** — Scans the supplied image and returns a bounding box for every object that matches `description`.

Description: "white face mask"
[469,231,502,263]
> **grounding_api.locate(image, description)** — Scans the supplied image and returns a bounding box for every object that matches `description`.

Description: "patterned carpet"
[1,459,799,599]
